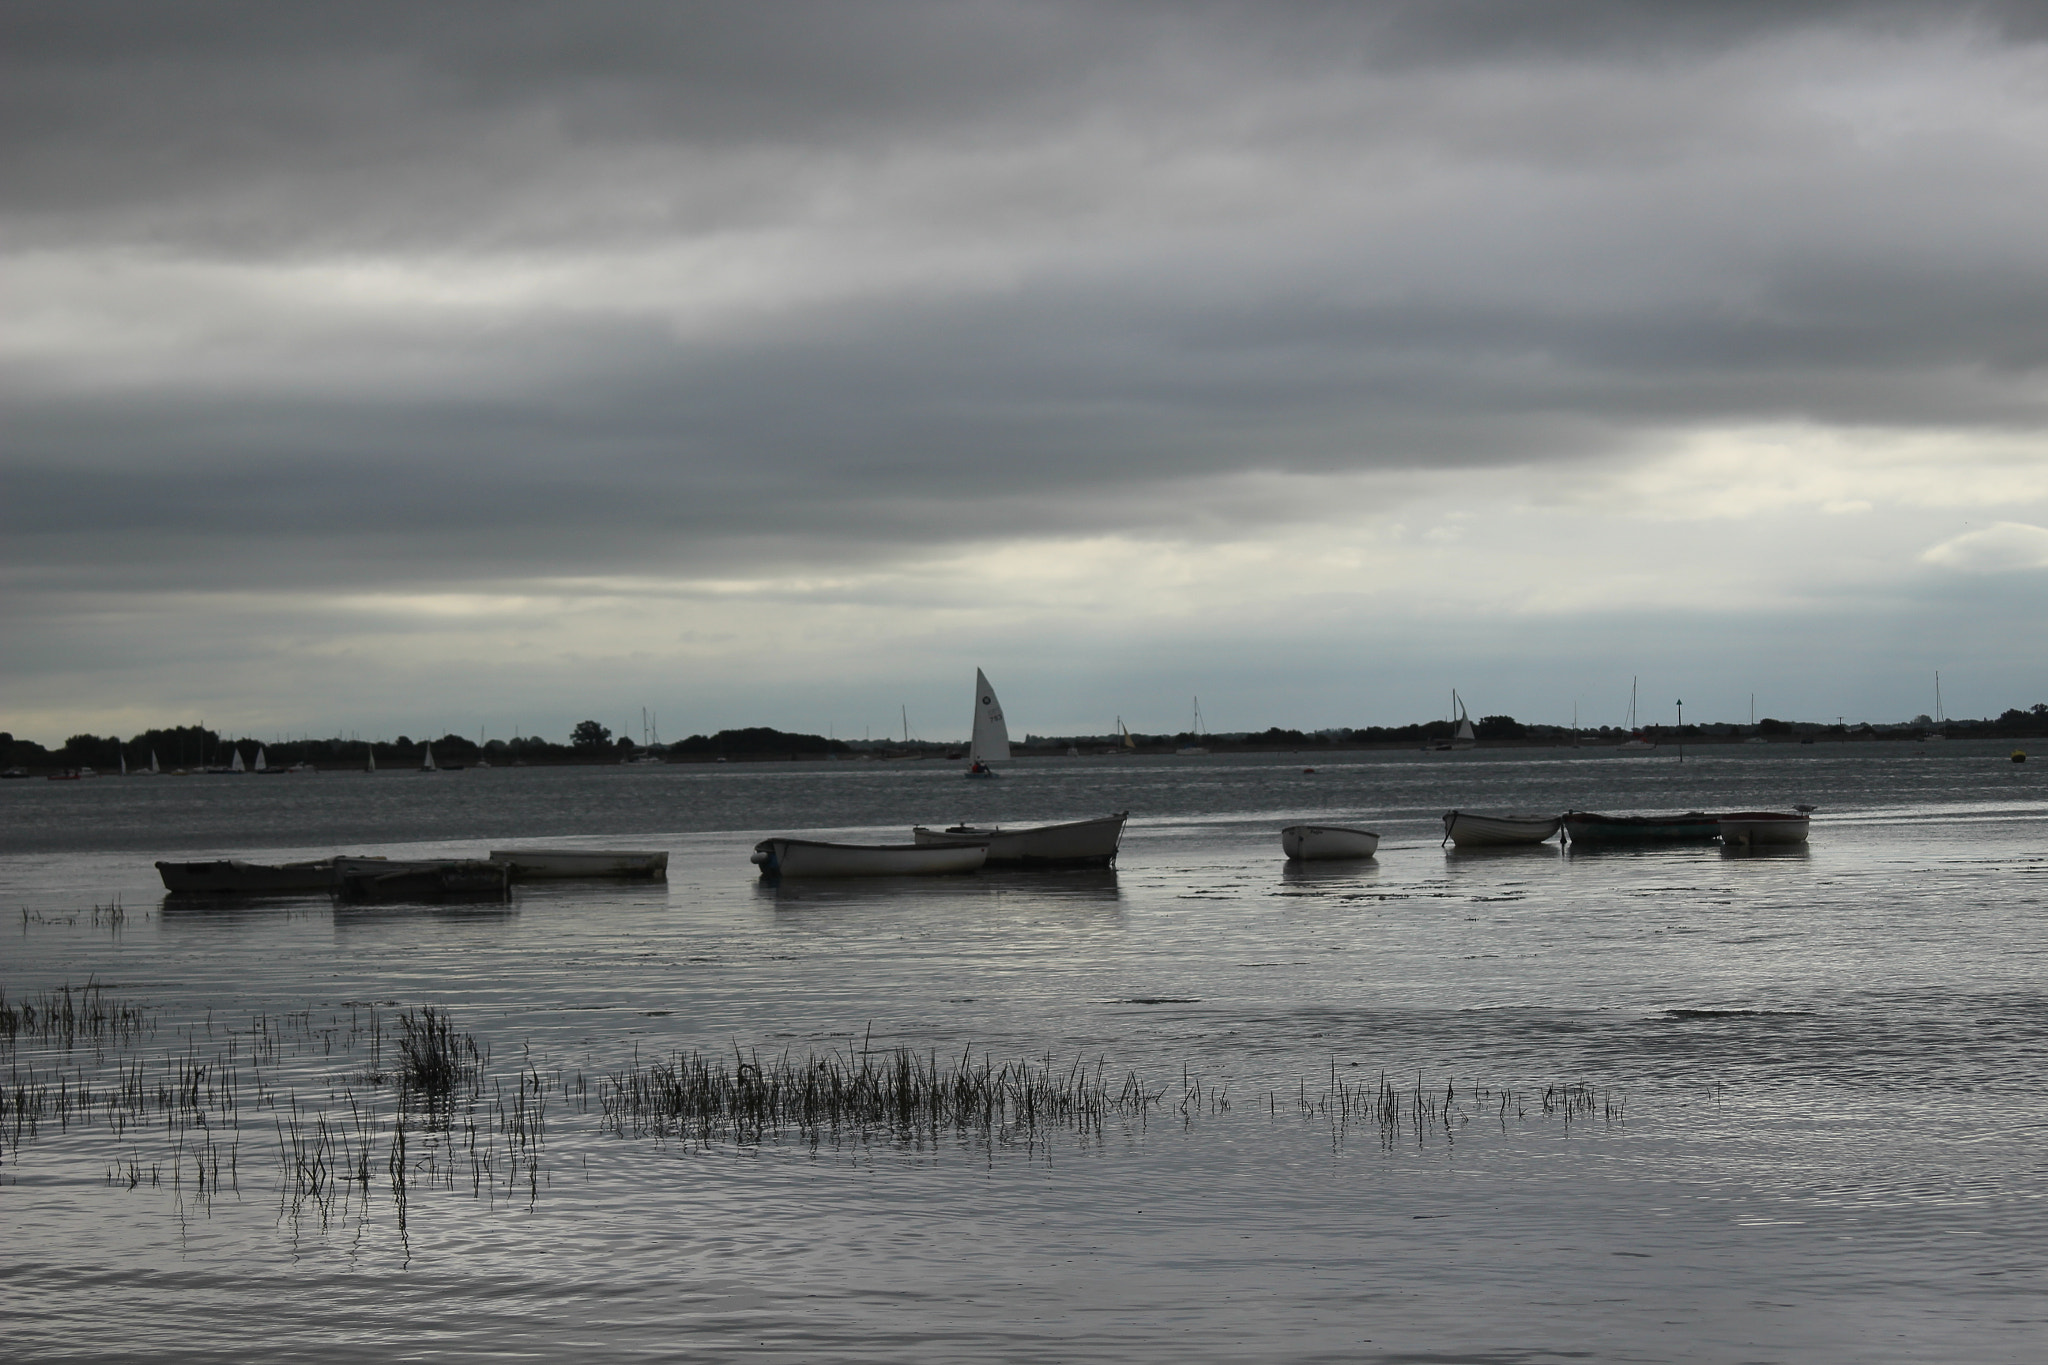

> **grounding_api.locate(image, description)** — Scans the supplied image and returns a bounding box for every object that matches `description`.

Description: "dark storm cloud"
[7,1,2048,597]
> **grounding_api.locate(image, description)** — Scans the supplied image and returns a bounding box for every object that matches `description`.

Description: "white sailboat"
[420,742,437,772]
[1423,690,1477,751]
[149,750,160,774]
[965,668,1009,777]
[1176,697,1209,755]
[254,745,268,773]
[119,749,127,776]
[366,746,377,773]
[229,747,246,773]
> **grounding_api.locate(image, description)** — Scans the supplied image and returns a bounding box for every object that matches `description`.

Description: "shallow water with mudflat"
[3,745,2044,1362]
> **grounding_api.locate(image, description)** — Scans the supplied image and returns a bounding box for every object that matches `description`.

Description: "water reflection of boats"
[1280,825,1380,860]
[910,813,1126,867]
[760,867,1121,905]
[751,838,988,878]
[1441,811,1562,846]
[1562,812,1719,845]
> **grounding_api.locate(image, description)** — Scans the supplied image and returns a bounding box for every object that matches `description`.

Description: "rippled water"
[4,745,2045,1362]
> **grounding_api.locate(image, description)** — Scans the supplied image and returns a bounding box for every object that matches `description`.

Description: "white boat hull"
[1442,811,1562,846]
[910,813,1126,867]
[1281,825,1379,860]
[488,849,669,880]
[752,838,989,878]
[1717,813,1810,846]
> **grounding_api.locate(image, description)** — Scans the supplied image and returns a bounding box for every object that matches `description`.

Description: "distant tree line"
[7,704,2047,773]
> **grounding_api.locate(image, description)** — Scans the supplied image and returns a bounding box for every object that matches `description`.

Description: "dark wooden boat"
[333,857,511,901]
[1563,812,1722,845]
[157,858,339,893]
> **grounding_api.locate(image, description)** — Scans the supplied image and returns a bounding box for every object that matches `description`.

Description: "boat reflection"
[755,867,1122,907]
[1278,859,1383,887]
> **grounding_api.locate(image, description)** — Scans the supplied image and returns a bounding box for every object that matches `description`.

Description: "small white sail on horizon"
[149,749,160,773]
[966,669,1010,775]
[120,749,127,776]
[254,746,268,773]
[229,747,246,773]
[367,746,377,773]
[421,742,437,772]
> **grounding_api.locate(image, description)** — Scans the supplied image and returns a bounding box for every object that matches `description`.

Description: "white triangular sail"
[149,750,160,773]
[229,747,245,773]
[422,742,437,772]
[120,750,128,775]
[969,669,1010,764]
[254,745,268,772]
[367,746,377,772]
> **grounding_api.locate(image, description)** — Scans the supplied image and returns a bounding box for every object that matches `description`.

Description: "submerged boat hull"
[1281,825,1379,860]
[1563,812,1721,845]
[1717,812,1810,846]
[752,838,989,878]
[487,849,669,881]
[1442,811,1562,846]
[910,813,1127,867]
[156,858,338,893]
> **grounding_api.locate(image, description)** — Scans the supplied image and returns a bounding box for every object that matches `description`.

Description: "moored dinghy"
[910,812,1127,867]
[1563,812,1721,845]
[1442,811,1563,846]
[752,838,989,878]
[1717,810,1811,847]
[488,849,669,881]
[333,856,509,901]
[1281,825,1380,860]
[156,858,341,893]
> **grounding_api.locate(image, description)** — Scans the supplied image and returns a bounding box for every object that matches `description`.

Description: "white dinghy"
[1441,811,1563,847]
[1281,825,1380,860]
[751,838,989,878]
[965,668,1010,777]
[911,812,1127,867]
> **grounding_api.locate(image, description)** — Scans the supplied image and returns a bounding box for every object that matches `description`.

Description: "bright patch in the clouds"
[1920,522,2048,573]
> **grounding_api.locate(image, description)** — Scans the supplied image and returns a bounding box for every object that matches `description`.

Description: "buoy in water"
[2013,750,2028,763]
[1302,767,1315,774]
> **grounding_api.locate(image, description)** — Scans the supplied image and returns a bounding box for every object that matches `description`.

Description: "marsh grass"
[601,1035,1163,1148]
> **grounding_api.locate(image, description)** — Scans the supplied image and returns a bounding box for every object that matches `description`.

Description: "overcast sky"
[6,1,2047,744]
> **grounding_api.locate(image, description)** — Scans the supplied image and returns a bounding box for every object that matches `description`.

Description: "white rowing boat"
[910,812,1126,867]
[1716,811,1810,846]
[751,838,989,878]
[1281,825,1380,860]
[488,849,669,881]
[1441,811,1562,846]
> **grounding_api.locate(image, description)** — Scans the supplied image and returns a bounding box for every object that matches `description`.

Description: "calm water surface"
[3,746,2045,1362]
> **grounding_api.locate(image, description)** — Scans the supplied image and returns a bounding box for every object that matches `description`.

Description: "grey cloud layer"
[7,1,2048,594]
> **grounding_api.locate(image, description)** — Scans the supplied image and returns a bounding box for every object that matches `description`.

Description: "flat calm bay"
[4,745,2045,1362]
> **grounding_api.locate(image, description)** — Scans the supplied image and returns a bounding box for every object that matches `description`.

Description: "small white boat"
[1281,825,1379,860]
[1716,811,1810,846]
[964,668,1010,778]
[1442,810,1562,846]
[911,812,1127,867]
[488,848,669,881]
[751,838,989,878]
